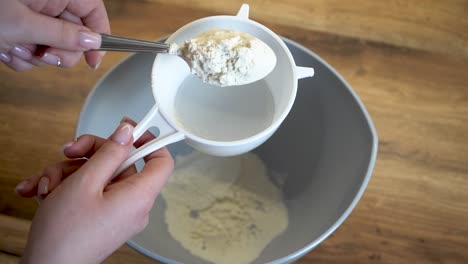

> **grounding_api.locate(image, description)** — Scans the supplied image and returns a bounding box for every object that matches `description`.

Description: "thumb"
[76,122,134,193]
[18,9,101,51]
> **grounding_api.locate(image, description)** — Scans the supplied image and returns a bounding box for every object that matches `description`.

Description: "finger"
[105,150,173,217]
[61,135,137,180]
[84,50,105,70]
[62,135,105,159]
[10,45,33,61]
[133,124,172,165]
[111,119,157,182]
[18,8,101,52]
[9,45,53,67]
[19,45,46,66]
[122,117,158,151]
[0,52,13,64]
[62,134,137,181]
[25,0,110,68]
[103,146,173,226]
[19,0,67,17]
[121,117,172,182]
[64,118,156,159]
[3,55,34,72]
[40,49,83,68]
[73,122,134,193]
[35,10,84,68]
[30,57,48,67]
[14,174,40,197]
[80,0,110,69]
[78,0,110,35]
[100,116,173,209]
[120,116,169,168]
[110,165,138,184]
[16,159,86,198]
[125,115,174,196]
[39,159,87,198]
[134,147,174,196]
[107,139,174,201]
[62,118,128,159]
[62,118,160,184]
[108,117,158,181]
[8,45,47,67]
[59,9,83,25]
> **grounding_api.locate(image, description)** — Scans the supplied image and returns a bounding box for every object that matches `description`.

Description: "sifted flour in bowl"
[161,152,288,264]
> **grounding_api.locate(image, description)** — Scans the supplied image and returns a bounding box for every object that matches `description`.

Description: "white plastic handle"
[115,105,185,175]
[236,4,250,19]
[296,66,315,79]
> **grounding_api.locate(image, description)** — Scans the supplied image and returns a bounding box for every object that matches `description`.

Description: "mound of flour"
[173,29,276,87]
[161,152,288,264]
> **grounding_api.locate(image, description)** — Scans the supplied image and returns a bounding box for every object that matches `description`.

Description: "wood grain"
[0,214,30,256]
[145,0,468,58]
[0,0,467,263]
[0,252,19,264]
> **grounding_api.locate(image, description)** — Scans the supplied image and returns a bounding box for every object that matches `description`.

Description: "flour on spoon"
[171,29,277,87]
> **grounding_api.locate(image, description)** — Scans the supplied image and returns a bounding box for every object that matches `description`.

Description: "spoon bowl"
[99,28,277,87]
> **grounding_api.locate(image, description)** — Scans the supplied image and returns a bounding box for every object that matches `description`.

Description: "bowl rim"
[77,36,379,264]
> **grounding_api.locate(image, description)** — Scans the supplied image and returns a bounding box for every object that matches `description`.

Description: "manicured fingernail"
[120,116,130,123]
[111,122,133,145]
[41,52,62,67]
[38,177,49,197]
[88,51,105,71]
[30,57,48,67]
[60,140,76,155]
[0,52,11,63]
[11,46,32,60]
[79,32,101,49]
[15,180,31,194]
[88,61,101,71]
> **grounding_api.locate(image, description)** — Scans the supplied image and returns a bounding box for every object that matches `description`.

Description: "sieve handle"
[296,66,315,79]
[114,105,185,176]
[236,4,250,19]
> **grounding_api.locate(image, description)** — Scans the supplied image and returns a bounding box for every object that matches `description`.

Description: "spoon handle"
[98,34,171,53]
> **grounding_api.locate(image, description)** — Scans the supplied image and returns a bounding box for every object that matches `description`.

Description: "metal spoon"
[97,33,276,87]
[98,34,174,54]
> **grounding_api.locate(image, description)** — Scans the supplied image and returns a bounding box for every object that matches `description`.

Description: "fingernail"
[30,57,48,67]
[11,46,32,60]
[0,52,11,63]
[88,61,101,71]
[38,177,49,197]
[111,122,133,145]
[120,116,130,123]
[60,140,76,155]
[15,180,31,194]
[79,32,101,49]
[41,52,62,67]
[88,51,105,71]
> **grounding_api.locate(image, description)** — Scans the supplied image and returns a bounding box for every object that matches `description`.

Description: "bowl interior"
[77,38,377,264]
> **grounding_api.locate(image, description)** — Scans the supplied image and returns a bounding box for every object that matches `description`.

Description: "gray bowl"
[77,38,378,264]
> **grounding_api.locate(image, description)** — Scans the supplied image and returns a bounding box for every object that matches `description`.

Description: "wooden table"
[1,0,467,263]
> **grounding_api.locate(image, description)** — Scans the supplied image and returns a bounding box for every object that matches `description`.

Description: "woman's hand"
[0,0,110,71]
[16,119,174,264]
